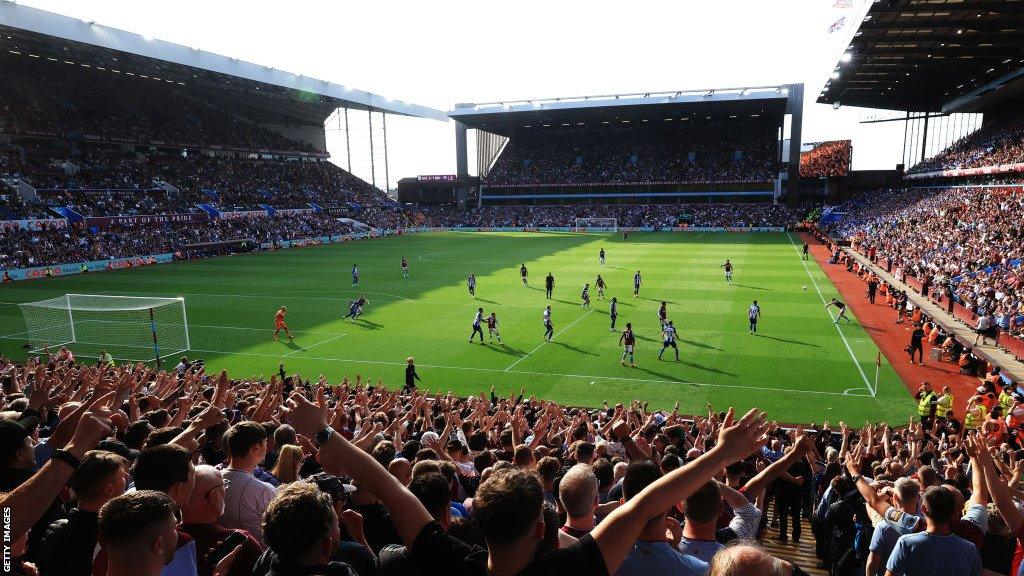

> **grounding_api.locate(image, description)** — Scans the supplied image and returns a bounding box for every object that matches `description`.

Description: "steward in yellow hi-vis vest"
[935,387,954,419]
[964,397,987,431]
[915,382,937,422]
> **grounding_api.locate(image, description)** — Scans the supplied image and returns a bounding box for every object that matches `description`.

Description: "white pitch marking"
[786,232,876,397]
[185,345,857,397]
[503,309,595,372]
[282,333,348,358]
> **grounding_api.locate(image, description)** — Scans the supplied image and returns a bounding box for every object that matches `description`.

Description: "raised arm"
[964,435,988,506]
[1,408,111,539]
[283,391,432,547]
[742,435,813,500]
[845,451,890,517]
[971,435,1022,533]
[590,408,769,575]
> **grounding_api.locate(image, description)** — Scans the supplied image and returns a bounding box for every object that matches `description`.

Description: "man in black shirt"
[404,357,421,393]
[545,272,555,299]
[867,277,879,304]
[776,455,811,544]
[909,323,926,365]
[40,450,129,576]
[281,393,772,576]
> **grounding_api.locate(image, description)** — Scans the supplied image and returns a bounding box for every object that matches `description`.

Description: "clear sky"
[18,0,914,186]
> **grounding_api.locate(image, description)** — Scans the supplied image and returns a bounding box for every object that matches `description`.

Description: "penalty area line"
[282,333,348,358]
[186,346,857,397]
[503,308,595,372]
[786,232,876,397]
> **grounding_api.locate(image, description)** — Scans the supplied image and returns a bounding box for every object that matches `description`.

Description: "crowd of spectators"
[415,202,799,230]
[9,340,1024,576]
[162,155,377,212]
[910,116,1024,174]
[0,55,317,154]
[1,147,385,218]
[799,141,851,178]
[0,213,353,271]
[484,123,778,186]
[35,189,196,218]
[827,187,1024,344]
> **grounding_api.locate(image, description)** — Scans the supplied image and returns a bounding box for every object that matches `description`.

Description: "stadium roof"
[0,1,449,125]
[818,0,1024,113]
[449,86,795,137]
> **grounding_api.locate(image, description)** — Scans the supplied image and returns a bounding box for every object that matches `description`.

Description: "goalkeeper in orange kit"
[273,306,294,340]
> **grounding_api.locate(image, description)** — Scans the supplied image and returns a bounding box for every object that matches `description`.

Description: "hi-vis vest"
[917,391,936,416]
[935,394,954,418]
[999,391,1015,414]
[965,404,987,430]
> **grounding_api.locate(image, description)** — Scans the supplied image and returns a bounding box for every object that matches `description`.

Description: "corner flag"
[873,350,881,396]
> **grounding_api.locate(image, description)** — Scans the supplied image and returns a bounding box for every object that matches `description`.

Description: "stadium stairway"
[760,515,826,575]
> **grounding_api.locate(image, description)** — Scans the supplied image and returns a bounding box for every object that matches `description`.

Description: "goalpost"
[573,218,618,232]
[17,294,190,364]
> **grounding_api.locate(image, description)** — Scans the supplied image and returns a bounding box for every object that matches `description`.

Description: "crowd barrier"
[4,253,175,282]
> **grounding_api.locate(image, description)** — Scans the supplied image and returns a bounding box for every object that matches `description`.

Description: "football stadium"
[4,1,1024,575]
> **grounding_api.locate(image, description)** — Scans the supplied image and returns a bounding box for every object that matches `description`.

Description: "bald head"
[389,458,412,486]
[559,463,598,521]
[709,542,788,576]
[182,465,226,523]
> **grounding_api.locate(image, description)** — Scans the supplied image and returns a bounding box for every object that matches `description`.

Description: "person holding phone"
[180,465,262,576]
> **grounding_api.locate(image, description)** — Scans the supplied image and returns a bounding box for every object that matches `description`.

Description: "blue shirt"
[618,540,708,576]
[868,522,901,576]
[885,531,981,576]
[677,537,722,564]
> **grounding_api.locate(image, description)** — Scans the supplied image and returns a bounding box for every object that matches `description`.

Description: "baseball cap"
[306,472,357,501]
[0,415,39,465]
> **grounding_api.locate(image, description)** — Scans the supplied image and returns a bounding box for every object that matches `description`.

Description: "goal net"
[573,218,618,232]
[17,294,190,363]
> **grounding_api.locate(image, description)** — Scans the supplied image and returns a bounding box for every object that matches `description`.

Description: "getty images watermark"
[3,507,10,573]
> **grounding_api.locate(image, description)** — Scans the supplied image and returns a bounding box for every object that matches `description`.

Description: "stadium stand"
[484,121,779,186]
[908,116,1024,175]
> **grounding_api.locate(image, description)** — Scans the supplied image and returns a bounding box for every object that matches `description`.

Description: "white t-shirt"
[220,468,277,544]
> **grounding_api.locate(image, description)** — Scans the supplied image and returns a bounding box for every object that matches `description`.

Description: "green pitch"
[0,231,915,423]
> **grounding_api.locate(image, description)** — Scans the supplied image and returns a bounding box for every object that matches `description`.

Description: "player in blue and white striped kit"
[469,307,485,343]
[542,305,554,341]
[351,264,359,287]
[748,300,761,334]
[659,320,680,361]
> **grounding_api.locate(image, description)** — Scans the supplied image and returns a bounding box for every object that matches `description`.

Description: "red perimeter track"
[802,232,979,417]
